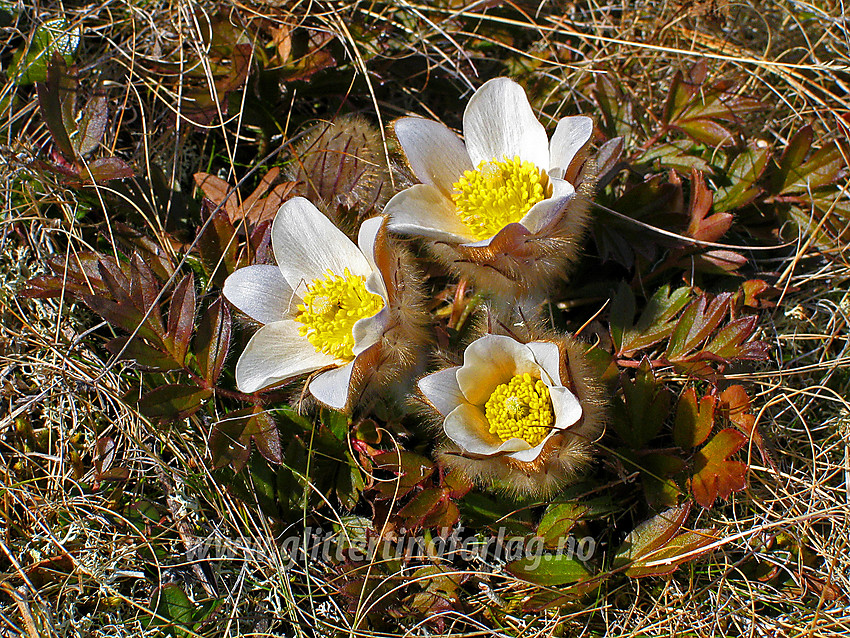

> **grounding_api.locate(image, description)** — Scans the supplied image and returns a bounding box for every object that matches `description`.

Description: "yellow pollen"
[484,373,555,447]
[452,156,552,240]
[294,267,384,360]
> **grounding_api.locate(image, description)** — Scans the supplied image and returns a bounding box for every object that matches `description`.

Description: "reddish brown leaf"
[719,385,767,460]
[105,336,181,371]
[370,450,434,499]
[686,171,733,243]
[193,298,231,384]
[691,429,748,508]
[167,273,196,365]
[85,157,134,183]
[76,95,108,156]
[209,407,281,471]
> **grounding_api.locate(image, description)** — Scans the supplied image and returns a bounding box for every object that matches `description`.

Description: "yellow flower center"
[484,372,554,447]
[451,156,552,240]
[294,268,384,360]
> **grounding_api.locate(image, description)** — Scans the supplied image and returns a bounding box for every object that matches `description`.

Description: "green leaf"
[193,298,231,383]
[10,19,79,86]
[137,384,211,422]
[105,336,182,371]
[610,284,692,357]
[148,584,194,636]
[674,388,716,449]
[612,363,670,449]
[537,503,589,549]
[505,552,590,586]
[665,294,730,360]
[209,407,281,470]
[770,125,812,194]
[714,143,770,212]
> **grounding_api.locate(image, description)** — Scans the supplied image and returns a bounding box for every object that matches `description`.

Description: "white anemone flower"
[385,77,595,297]
[418,333,604,496]
[222,197,392,411]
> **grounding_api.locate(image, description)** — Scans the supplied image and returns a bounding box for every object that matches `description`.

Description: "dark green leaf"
[193,298,231,383]
[149,584,194,636]
[674,388,715,449]
[105,336,182,371]
[197,207,239,287]
[613,363,670,449]
[505,552,590,585]
[209,407,281,471]
[714,143,770,212]
[666,294,730,360]
[137,384,211,422]
[537,503,589,549]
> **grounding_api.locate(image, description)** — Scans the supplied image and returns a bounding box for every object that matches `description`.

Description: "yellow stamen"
[452,156,552,240]
[295,268,384,360]
[484,373,554,447]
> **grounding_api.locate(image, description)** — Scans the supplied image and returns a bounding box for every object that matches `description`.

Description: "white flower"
[418,334,583,462]
[385,77,593,249]
[222,197,391,410]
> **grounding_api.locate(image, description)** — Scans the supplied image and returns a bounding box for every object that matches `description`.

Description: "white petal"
[351,308,388,356]
[357,216,389,300]
[463,77,549,168]
[385,184,476,243]
[518,178,576,233]
[271,197,371,293]
[235,320,336,393]
[444,403,529,455]
[526,341,562,386]
[394,117,472,194]
[507,442,548,462]
[309,361,355,410]
[418,366,464,417]
[548,115,594,179]
[456,335,538,405]
[222,265,297,324]
[549,385,583,431]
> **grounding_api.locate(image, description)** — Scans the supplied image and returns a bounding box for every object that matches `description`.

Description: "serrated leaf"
[193,298,231,383]
[686,170,732,242]
[678,119,735,147]
[666,294,730,360]
[771,125,812,194]
[639,453,686,509]
[691,428,748,508]
[714,143,771,212]
[719,385,767,460]
[197,207,239,287]
[209,407,281,471]
[105,336,182,371]
[612,363,670,449]
[674,388,715,449]
[397,489,442,524]
[371,450,434,499]
[137,384,211,422]
[505,552,590,585]
[167,274,195,365]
